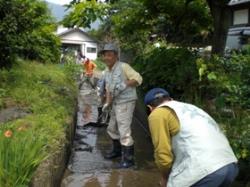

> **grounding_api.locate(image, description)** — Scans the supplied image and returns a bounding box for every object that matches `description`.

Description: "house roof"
[57,27,98,43]
[229,0,250,6]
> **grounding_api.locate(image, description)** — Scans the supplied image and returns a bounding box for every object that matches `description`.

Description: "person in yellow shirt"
[145,89,180,186]
[144,88,238,187]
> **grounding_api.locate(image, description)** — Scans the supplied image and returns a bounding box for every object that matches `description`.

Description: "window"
[87,47,97,53]
[233,9,249,25]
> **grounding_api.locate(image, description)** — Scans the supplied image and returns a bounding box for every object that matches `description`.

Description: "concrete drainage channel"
[59,80,160,187]
[60,103,161,187]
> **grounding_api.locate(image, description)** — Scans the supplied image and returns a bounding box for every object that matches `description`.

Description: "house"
[57,27,98,61]
[226,0,250,50]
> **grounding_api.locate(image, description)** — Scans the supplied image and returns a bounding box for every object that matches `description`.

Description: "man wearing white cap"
[100,43,143,168]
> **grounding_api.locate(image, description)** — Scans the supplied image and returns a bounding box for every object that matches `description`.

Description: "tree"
[67,0,237,56]
[0,0,60,68]
[206,0,231,55]
[19,24,61,64]
[63,0,110,29]
[88,0,212,55]
[142,0,212,46]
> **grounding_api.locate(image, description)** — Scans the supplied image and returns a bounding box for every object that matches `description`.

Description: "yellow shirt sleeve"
[148,107,180,173]
[121,63,143,85]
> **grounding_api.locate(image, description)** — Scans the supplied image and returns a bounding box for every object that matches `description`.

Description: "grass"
[0,59,78,186]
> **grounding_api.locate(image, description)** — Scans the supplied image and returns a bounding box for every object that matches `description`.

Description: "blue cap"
[144,88,170,105]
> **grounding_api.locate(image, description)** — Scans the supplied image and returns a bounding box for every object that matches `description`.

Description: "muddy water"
[61,104,161,187]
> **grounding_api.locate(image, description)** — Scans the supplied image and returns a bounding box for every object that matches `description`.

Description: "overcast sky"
[46,0,71,5]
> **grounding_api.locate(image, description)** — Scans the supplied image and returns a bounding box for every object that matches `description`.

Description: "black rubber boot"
[119,145,134,168]
[104,139,122,159]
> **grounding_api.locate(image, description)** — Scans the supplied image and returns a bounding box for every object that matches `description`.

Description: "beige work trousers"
[107,101,136,146]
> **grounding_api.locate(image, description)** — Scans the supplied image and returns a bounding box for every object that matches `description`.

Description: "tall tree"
[206,0,231,55]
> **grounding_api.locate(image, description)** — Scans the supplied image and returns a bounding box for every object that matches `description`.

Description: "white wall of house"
[58,27,98,60]
[83,42,98,60]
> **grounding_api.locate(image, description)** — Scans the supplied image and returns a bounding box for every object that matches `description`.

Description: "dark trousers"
[192,163,239,187]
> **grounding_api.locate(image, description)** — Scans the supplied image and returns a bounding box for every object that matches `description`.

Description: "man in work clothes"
[144,88,238,187]
[100,43,142,168]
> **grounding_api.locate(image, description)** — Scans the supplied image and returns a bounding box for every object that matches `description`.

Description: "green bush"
[133,46,199,101]
[197,54,250,109]
[0,60,77,186]
[0,0,60,68]
[94,58,106,71]
[20,25,61,64]
[196,53,250,183]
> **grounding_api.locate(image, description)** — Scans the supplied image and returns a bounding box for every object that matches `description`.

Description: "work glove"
[102,91,112,112]
[102,103,110,112]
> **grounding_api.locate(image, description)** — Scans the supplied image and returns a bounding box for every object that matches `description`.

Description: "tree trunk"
[207,0,231,55]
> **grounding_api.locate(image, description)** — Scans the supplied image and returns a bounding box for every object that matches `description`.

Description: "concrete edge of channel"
[29,102,77,187]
